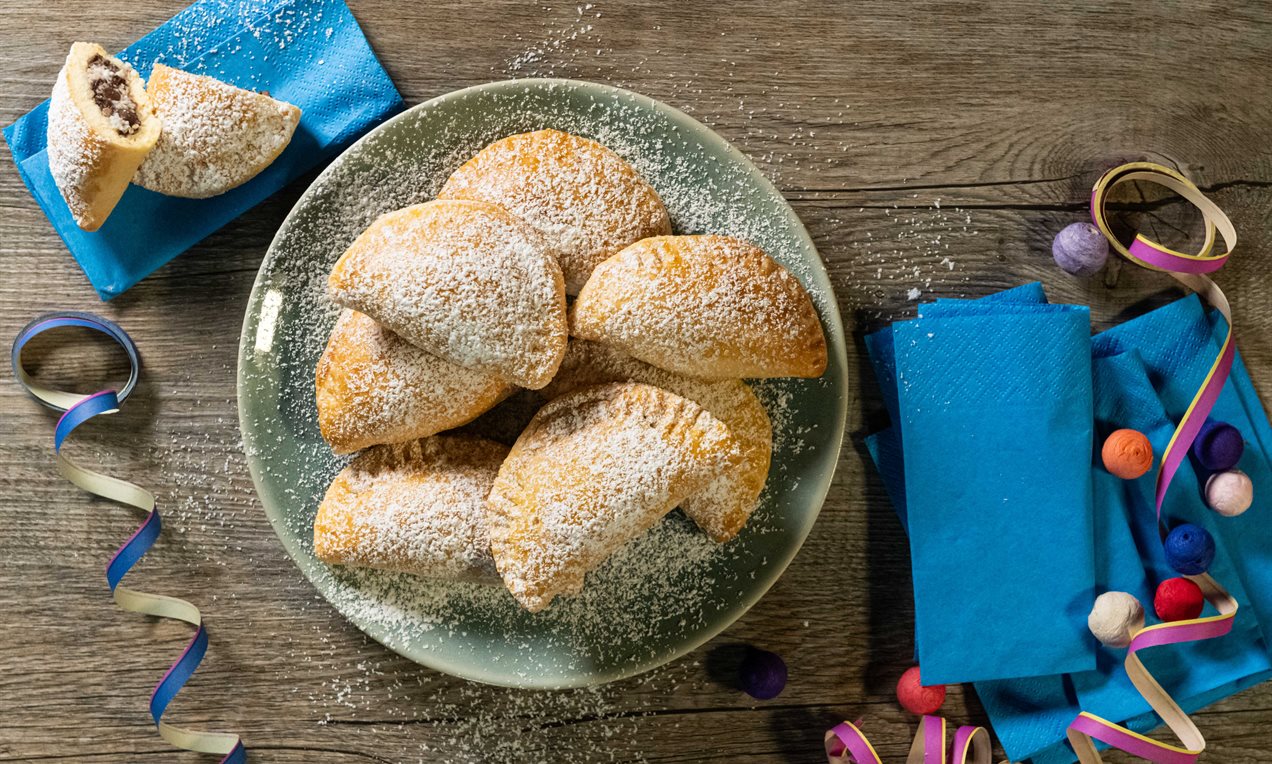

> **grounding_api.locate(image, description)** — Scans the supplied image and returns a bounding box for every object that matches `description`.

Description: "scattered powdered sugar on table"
[241,79,836,687]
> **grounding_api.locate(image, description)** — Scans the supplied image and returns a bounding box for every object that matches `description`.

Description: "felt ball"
[1087,591,1145,648]
[1206,469,1254,518]
[1154,577,1205,622]
[1192,420,1245,472]
[1052,222,1110,277]
[739,647,787,700]
[896,665,946,715]
[1101,429,1154,480]
[1164,523,1216,575]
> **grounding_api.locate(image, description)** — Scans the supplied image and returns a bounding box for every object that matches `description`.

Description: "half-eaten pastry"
[46,42,160,231]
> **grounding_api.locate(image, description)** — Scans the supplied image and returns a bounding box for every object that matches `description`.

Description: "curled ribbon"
[1066,162,1241,763]
[11,313,246,763]
[824,715,991,763]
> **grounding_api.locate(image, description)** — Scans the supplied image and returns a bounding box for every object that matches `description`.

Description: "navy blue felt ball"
[1193,420,1245,472]
[1164,523,1216,576]
[739,647,787,700]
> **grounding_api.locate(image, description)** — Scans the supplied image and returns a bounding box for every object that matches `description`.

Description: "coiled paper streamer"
[11,312,246,763]
[824,715,991,763]
[1066,162,1241,763]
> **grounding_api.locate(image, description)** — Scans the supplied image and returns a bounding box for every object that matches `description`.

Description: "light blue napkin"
[3,0,403,299]
[893,301,1096,684]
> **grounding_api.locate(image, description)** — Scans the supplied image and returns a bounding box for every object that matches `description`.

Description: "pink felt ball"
[1206,469,1253,518]
[896,665,946,715]
[1154,577,1205,622]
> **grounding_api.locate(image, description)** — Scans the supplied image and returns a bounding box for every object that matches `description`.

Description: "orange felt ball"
[896,665,946,715]
[1102,429,1154,480]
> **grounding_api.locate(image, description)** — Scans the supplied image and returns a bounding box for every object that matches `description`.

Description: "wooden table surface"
[3,1,1272,761]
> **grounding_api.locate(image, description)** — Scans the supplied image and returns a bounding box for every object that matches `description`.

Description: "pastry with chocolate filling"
[46,42,160,231]
[134,64,301,198]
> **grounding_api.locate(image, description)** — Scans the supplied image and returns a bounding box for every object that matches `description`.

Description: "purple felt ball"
[1052,222,1110,277]
[1193,420,1245,472]
[739,647,787,700]
[1164,523,1216,576]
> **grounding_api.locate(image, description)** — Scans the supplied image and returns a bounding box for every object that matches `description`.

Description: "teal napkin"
[868,291,1272,762]
[3,0,403,299]
[893,301,1096,684]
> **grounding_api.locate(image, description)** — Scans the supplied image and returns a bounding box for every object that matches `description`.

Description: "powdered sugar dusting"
[572,235,827,379]
[486,383,743,612]
[541,341,772,541]
[439,128,671,294]
[327,199,567,389]
[134,63,300,198]
[241,79,838,685]
[314,436,505,584]
[316,310,514,454]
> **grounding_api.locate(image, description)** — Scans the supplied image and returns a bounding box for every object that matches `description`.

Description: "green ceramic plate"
[237,79,848,688]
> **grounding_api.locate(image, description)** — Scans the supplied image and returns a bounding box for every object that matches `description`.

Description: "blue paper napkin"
[3,0,403,299]
[867,290,1272,762]
[893,301,1096,684]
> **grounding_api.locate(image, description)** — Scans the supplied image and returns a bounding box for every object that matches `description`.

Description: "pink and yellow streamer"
[1066,162,1241,763]
[825,715,991,764]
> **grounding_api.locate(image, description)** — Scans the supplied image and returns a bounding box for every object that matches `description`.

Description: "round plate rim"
[236,77,849,688]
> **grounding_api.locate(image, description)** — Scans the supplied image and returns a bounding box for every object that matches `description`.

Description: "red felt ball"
[896,665,946,715]
[1154,577,1205,622]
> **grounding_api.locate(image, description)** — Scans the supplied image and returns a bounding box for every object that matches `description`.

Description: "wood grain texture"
[2,1,1272,761]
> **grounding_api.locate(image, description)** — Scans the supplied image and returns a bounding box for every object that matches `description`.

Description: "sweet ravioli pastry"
[314,436,507,583]
[328,199,568,389]
[572,235,828,379]
[540,341,771,542]
[438,129,672,294]
[134,63,301,198]
[316,310,515,454]
[486,382,744,611]
[47,42,160,231]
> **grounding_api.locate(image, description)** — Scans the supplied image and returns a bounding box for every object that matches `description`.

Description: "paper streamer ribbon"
[1065,162,1242,763]
[11,313,246,763]
[824,715,991,764]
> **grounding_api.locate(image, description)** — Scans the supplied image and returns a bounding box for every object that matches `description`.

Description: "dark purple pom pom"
[1193,419,1244,472]
[1052,222,1110,277]
[739,647,787,700]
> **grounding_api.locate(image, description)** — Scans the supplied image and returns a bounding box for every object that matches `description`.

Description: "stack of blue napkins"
[3,0,403,299]
[866,286,1272,762]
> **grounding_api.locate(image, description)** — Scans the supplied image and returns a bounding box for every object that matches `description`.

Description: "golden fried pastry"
[133,64,301,198]
[46,42,160,231]
[438,129,671,294]
[540,341,771,542]
[571,235,827,379]
[316,310,516,454]
[486,382,744,611]
[314,436,507,583]
[327,199,568,389]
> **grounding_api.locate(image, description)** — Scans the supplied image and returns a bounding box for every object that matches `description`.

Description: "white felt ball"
[1206,469,1254,518]
[1088,591,1145,648]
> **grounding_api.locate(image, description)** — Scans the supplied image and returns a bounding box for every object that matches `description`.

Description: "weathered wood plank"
[3,1,1272,762]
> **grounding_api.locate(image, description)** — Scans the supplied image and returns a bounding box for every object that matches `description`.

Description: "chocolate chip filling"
[87,54,140,135]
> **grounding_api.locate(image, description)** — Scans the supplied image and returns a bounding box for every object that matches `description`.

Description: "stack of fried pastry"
[314,129,828,612]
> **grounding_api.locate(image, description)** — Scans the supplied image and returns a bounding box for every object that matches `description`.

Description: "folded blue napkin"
[3,0,403,299]
[893,299,1096,684]
[868,289,1272,762]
